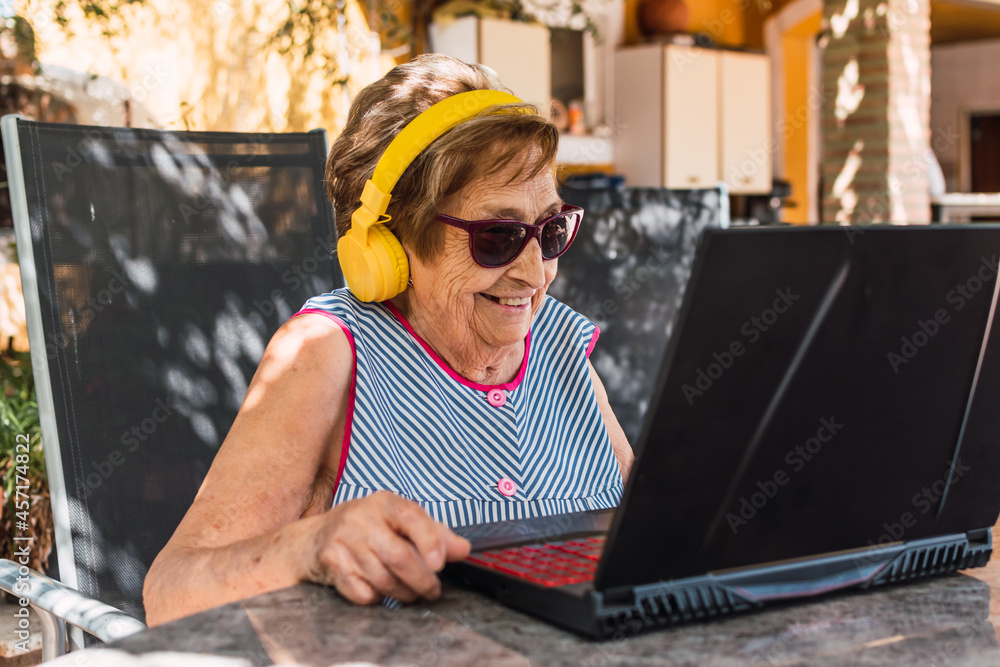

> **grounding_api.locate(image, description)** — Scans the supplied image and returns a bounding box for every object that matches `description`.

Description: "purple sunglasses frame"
[434,204,585,268]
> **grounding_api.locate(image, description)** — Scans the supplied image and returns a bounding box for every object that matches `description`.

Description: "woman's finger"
[353,545,420,603]
[368,520,441,599]
[436,522,472,563]
[380,494,449,571]
[336,572,380,605]
[324,548,380,605]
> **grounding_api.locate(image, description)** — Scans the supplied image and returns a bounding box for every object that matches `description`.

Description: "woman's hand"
[306,492,470,604]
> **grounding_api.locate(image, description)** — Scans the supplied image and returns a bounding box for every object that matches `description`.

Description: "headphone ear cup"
[340,91,523,302]
[367,223,410,299]
[338,223,409,302]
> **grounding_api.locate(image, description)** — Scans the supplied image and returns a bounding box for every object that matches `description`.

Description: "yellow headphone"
[337,89,524,302]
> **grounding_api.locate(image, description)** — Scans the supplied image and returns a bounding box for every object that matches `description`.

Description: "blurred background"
[1,0,999,350]
[0,2,998,660]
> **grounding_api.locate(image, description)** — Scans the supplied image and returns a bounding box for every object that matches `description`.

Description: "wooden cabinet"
[718,51,771,193]
[430,17,552,111]
[614,44,771,193]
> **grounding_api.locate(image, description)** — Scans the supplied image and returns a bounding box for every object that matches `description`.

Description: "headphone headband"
[348,90,524,238]
[339,88,525,302]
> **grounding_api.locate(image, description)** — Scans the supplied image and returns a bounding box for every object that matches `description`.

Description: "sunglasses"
[435,204,584,268]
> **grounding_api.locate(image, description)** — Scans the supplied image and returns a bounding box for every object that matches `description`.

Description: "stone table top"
[110,526,1000,666]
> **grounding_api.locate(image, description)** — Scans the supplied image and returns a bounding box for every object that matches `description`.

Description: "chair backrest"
[549,185,727,447]
[3,116,341,623]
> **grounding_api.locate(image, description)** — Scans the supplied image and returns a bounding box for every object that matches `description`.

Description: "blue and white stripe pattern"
[298,288,623,527]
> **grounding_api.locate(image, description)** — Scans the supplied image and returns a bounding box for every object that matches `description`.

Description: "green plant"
[49,0,151,38]
[0,343,52,573]
[527,0,604,43]
[268,0,413,83]
[438,0,603,42]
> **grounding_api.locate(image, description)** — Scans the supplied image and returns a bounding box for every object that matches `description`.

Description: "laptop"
[444,225,1000,639]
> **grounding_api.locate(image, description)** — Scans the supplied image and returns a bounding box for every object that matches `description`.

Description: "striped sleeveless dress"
[296,288,623,527]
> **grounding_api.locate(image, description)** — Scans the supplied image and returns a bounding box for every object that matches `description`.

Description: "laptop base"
[445,529,992,640]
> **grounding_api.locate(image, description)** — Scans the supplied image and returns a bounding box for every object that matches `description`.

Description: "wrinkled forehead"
[444,159,561,221]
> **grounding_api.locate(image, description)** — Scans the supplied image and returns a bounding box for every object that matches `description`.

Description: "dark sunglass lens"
[540,214,575,258]
[474,223,527,266]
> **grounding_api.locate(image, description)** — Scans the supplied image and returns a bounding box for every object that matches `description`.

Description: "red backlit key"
[465,536,606,587]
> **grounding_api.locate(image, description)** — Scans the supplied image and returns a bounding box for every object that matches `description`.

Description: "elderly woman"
[144,54,633,625]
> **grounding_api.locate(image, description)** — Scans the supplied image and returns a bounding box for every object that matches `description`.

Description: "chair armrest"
[0,558,146,644]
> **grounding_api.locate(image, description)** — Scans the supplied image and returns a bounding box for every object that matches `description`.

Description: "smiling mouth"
[480,294,532,307]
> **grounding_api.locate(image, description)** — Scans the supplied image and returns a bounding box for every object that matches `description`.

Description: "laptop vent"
[596,533,992,637]
[868,537,992,587]
[598,584,756,636]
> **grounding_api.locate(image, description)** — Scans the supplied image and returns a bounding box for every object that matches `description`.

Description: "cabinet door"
[429,16,479,65]
[719,51,771,194]
[479,18,551,110]
[614,45,664,188]
[663,45,718,189]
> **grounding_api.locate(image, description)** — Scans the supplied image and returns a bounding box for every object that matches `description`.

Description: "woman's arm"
[143,314,468,626]
[587,360,634,480]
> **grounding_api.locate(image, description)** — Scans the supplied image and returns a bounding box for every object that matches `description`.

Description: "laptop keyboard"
[465,537,605,587]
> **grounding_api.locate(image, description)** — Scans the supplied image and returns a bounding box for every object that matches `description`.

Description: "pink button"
[487,389,506,407]
[498,477,517,497]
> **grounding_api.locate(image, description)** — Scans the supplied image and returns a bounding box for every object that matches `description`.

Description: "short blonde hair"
[327,54,559,261]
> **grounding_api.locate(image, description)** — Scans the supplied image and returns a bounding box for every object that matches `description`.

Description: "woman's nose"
[507,238,547,288]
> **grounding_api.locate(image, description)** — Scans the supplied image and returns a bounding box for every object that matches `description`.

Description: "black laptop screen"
[598,226,1000,590]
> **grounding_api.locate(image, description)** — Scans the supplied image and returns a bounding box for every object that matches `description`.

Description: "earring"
[407,277,414,287]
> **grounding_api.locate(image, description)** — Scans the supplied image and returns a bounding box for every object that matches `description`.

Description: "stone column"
[821,0,931,224]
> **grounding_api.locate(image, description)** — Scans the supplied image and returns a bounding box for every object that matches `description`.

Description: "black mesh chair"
[549,185,727,449]
[0,116,340,653]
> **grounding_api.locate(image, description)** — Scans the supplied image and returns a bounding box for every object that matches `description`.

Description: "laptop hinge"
[966,527,991,545]
[598,585,634,606]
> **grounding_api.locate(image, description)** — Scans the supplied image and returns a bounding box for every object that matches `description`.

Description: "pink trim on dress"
[292,308,356,496]
[586,326,601,358]
[382,300,530,392]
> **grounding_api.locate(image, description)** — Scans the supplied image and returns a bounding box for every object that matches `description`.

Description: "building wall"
[623,0,748,46]
[930,38,1000,192]
[18,0,394,134]
[780,10,821,223]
